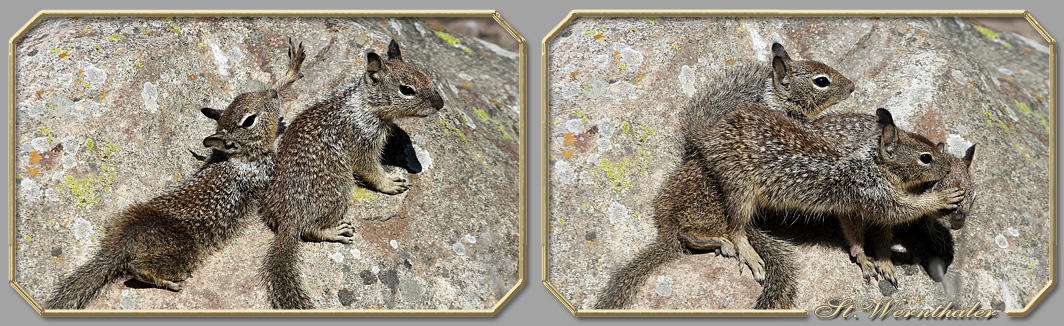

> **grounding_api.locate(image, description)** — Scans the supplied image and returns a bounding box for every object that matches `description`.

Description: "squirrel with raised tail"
[261,39,444,309]
[595,42,855,310]
[44,40,305,310]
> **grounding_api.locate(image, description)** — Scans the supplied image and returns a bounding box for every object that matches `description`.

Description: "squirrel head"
[769,42,856,120]
[932,143,976,229]
[201,88,281,160]
[363,39,445,121]
[873,108,950,193]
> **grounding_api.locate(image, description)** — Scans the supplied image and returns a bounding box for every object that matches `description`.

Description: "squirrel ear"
[201,107,222,121]
[963,144,976,168]
[772,56,791,88]
[876,108,898,157]
[771,42,791,61]
[387,39,403,61]
[366,52,384,85]
[936,142,946,152]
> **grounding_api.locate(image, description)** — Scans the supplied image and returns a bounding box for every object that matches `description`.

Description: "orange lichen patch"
[375,43,385,51]
[635,73,646,85]
[561,148,575,158]
[896,46,906,53]
[461,83,472,87]
[918,33,927,38]
[98,91,108,103]
[27,166,41,176]
[29,150,43,165]
[594,34,604,39]
[724,58,736,65]
[489,98,506,107]
[1031,92,1047,102]
[187,74,197,81]
[563,132,578,146]
[480,51,493,58]
[58,52,69,58]
[570,71,580,79]
[1002,77,1013,82]
[423,20,443,31]
[173,172,180,180]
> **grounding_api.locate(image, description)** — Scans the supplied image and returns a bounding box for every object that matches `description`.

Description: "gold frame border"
[540,9,1056,318]
[7,9,527,317]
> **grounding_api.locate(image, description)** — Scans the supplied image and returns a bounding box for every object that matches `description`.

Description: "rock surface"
[13,16,521,311]
[546,16,1050,313]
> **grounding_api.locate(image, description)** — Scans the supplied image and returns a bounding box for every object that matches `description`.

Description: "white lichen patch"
[655,274,673,297]
[994,234,1009,249]
[1007,227,1019,237]
[119,289,136,309]
[452,242,467,256]
[679,65,697,97]
[141,82,159,114]
[329,252,344,263]
[20,179,40,202]
[390,239,398,249]
[474,38,519,60]
[945,134,973,158]
[77,61,107,88]
[612,43,644,71]
[464,234,477,244]
[73,218,94,241]
[565,119,585,133]
[206,39,230,76]
[31,137,51,152]
[350,248,362,260]
[412,144,433,170]
[607,202,630,225]
[554,160,575,185]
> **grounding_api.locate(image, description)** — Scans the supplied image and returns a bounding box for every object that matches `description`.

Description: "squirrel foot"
[715,239,737,258]
[851,249,879,282]
[735,239,766,282]
[159,280,183,292]
[310,222,356,244]
[873,257,898,287]
[377,177,410,195]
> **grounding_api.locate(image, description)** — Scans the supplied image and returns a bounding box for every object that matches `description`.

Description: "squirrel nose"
[267,89,279,99]
[430,93,444,110]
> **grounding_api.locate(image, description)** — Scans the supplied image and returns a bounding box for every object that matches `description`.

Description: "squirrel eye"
[240,114,257,128]
[399,85,416,96]
[919,153,933,164]
[813,76,831,88]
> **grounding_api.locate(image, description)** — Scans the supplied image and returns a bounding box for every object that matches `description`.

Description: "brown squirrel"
[260,40,444,309]
[692,106,964,284]
[44,40,305,309]
[595,42,854,310]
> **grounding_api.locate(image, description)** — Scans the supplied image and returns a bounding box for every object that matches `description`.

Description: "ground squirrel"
[595,42,853,310]
[261,40,444,309]
[44,40,305,309]
[693,106,964,284]
[679,42,854,158]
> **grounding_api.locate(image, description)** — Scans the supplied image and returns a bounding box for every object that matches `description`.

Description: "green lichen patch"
[439,116,467,142]
[594,148,652,192]
[62,164,116,208]
[634,124,657,142]
[973,25,1000,40]
[351,186,376,201]
[473,107,513,140]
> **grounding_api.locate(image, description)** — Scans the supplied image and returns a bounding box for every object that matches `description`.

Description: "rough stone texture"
[13,16,520,310]
[546,17,1050,312]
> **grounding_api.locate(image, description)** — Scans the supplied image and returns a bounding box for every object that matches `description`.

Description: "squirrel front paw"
[933,187,965,211]
[377,177,411,195]
[873,257,898,287]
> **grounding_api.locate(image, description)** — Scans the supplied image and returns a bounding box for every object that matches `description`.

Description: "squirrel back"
[680,43,854,158]
[45,41,304,309]
[261,39,443,309]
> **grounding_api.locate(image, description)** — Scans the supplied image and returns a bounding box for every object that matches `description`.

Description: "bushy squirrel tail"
[44,244,127,309]
[594,234,684,309]
[263,227,313,309]
[750,226,798,309]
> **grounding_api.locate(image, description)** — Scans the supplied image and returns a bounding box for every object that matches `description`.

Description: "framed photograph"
[542,10,1053,317]
[9,10,525,315]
